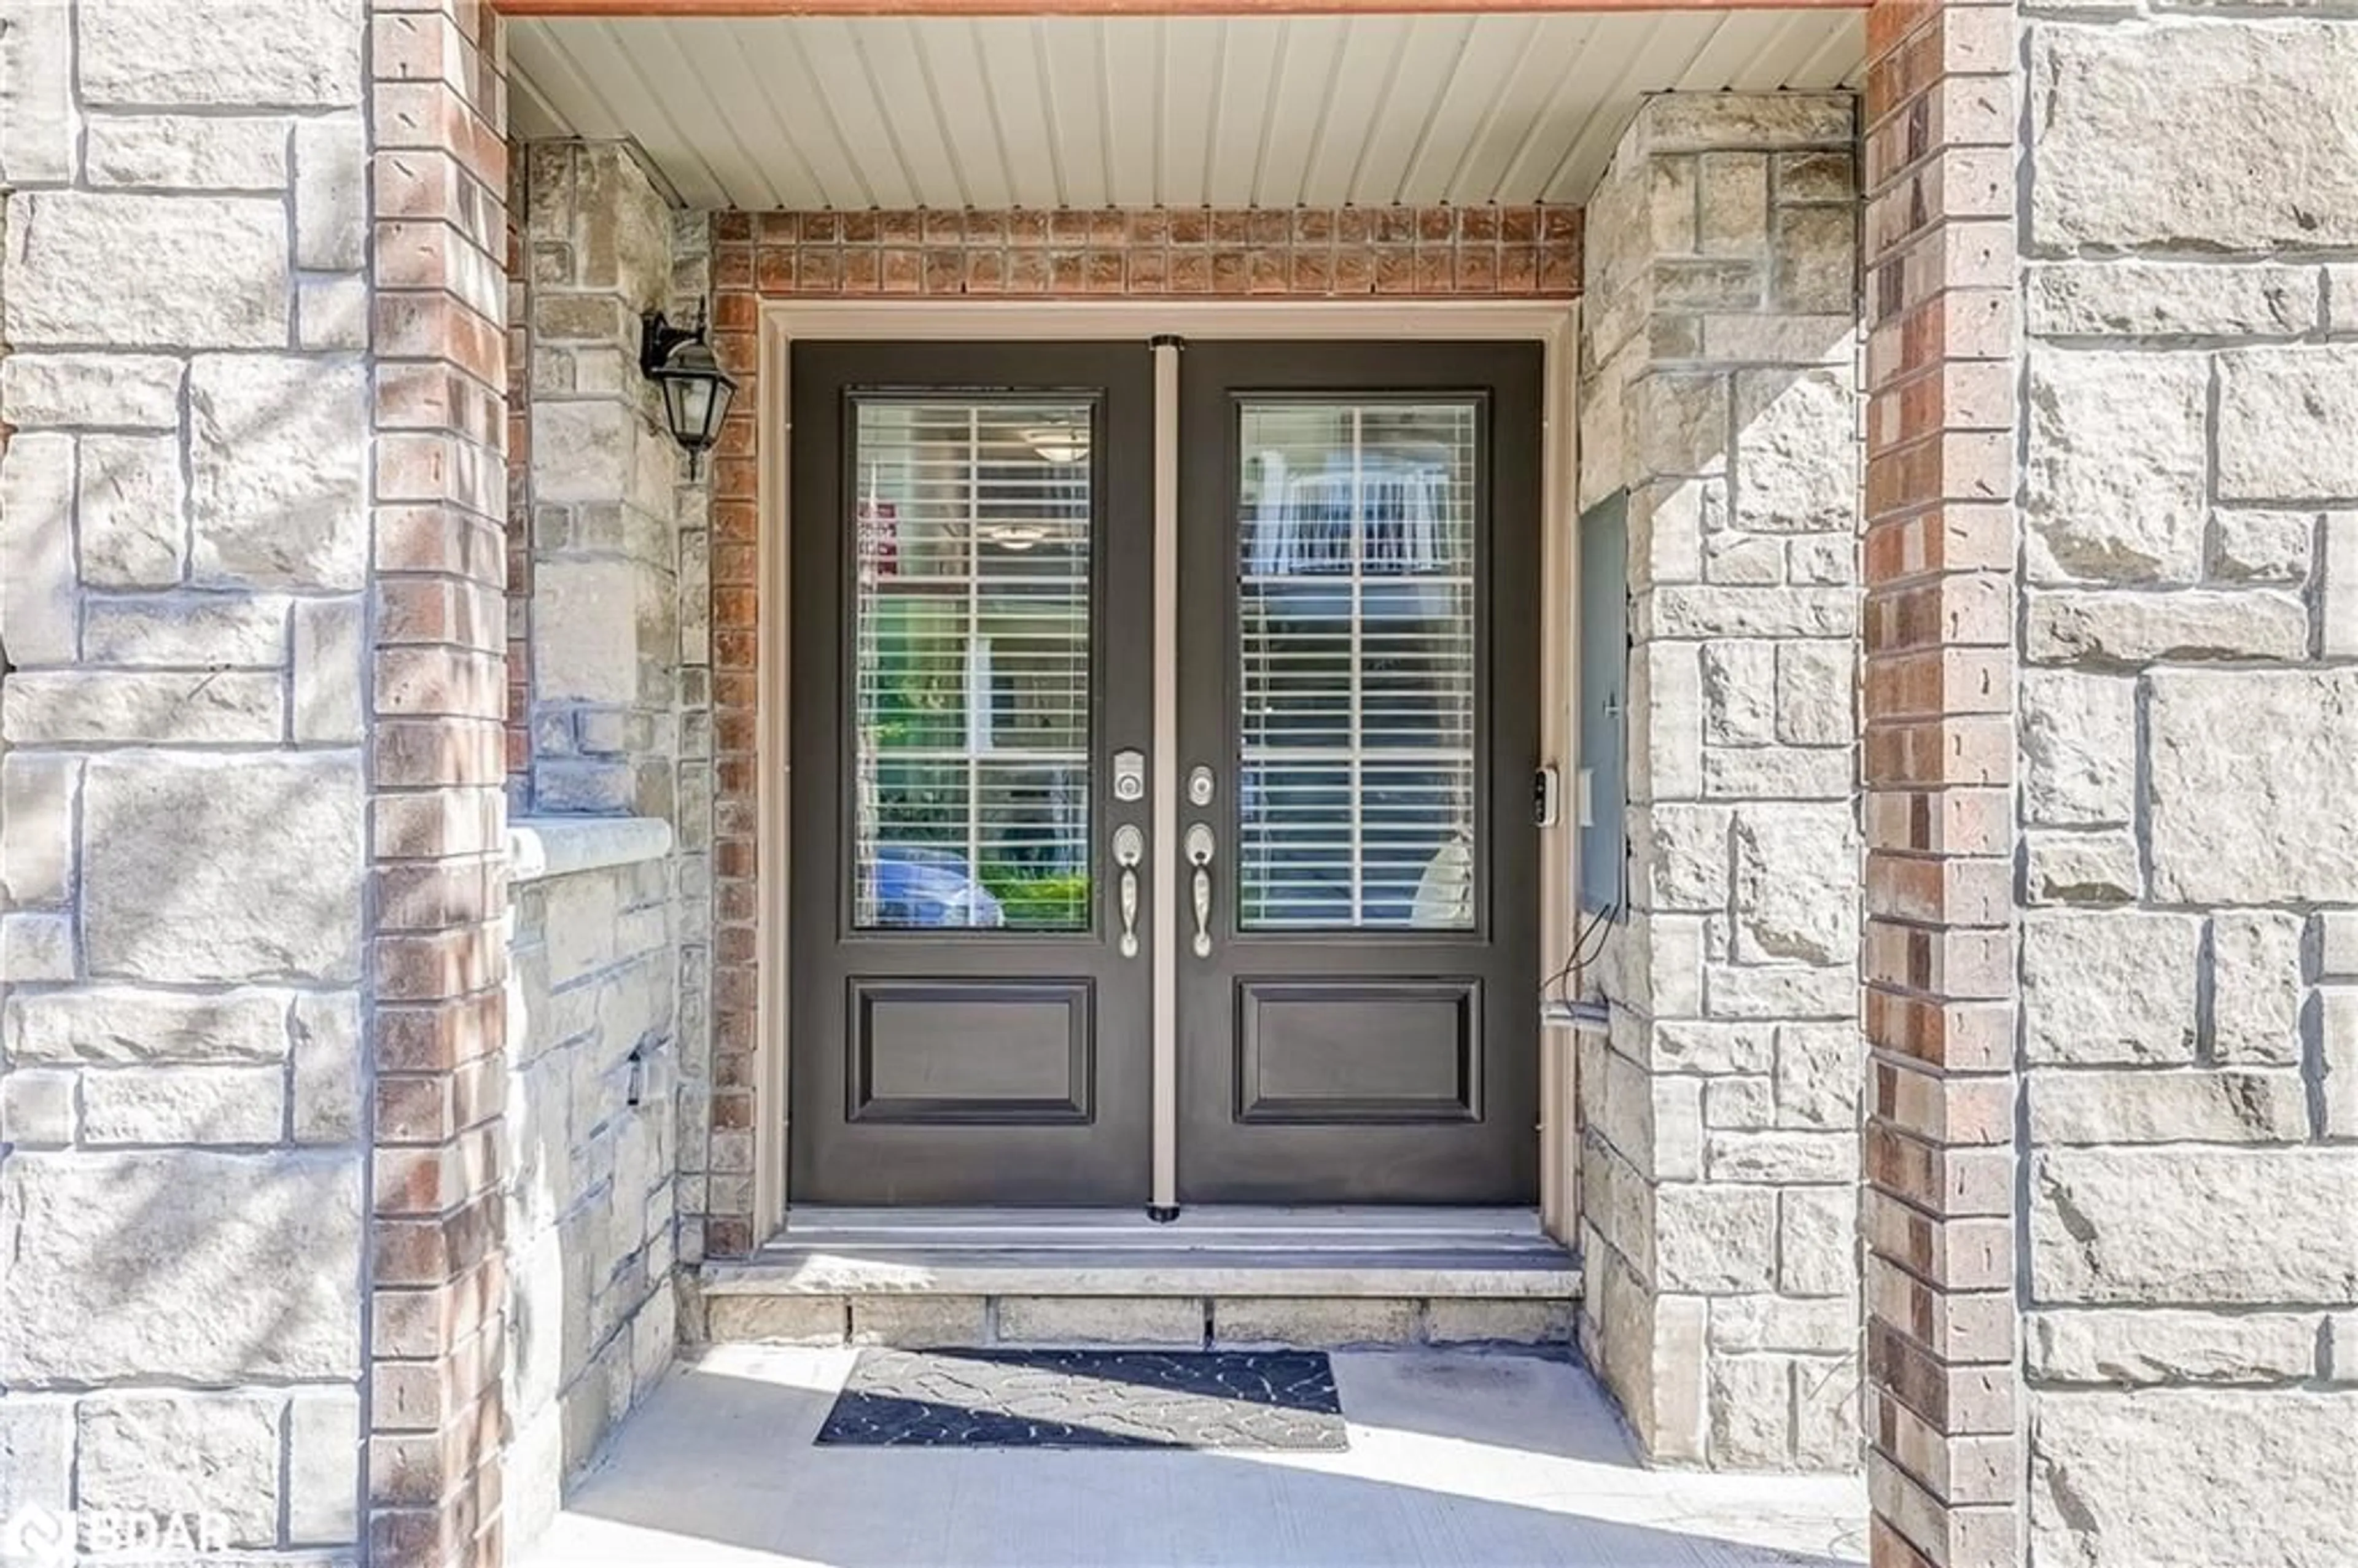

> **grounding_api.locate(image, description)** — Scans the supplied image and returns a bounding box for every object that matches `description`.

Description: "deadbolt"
[1187,766,1215,807]
[1113,748,1147,802]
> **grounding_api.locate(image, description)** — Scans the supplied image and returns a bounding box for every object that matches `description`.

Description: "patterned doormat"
[814,1348,1348,1450]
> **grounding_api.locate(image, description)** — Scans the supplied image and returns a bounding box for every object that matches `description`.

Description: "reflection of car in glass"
[870,844,1005,928]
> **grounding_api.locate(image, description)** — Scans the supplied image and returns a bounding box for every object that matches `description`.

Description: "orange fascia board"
[497,0,1868,17]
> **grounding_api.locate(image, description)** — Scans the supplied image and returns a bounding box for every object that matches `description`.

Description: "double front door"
[788,339,1539,1208]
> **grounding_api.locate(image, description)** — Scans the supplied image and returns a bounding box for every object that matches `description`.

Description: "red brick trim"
[694,203,1579,1256]
[713,206,1581,300]
[367,2,515,1563]
[1859,2,2021,1564]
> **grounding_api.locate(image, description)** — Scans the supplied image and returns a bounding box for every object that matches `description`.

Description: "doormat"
[814,1348,1348,1450]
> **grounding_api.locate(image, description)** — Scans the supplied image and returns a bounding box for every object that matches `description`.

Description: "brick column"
[365,3,513,1563]
[1858,2,2022,1562]
[668,208,720,1276]
[702,212,761,1260]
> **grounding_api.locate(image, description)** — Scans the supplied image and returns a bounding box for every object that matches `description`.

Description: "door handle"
[1185,823,1215,959]
[1113,824,1145,958]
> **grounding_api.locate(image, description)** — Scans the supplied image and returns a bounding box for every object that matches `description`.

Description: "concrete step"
[690,1207,1582,1350]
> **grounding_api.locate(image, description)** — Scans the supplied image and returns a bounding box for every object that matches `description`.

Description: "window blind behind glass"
[1234,400,1481,932]
[850,399,1095,931]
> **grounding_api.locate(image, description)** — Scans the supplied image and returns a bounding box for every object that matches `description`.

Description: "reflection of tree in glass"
[869,599,965,750]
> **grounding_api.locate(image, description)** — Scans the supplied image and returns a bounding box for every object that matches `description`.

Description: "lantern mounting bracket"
[639,306,707,379]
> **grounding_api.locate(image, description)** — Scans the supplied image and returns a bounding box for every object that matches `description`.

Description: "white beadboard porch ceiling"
[507,11,1864,212]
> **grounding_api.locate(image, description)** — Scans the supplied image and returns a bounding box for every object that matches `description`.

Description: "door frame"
[753,299,1581,1240]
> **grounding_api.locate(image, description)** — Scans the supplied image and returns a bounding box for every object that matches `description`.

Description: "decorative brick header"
[710,205,1581,300]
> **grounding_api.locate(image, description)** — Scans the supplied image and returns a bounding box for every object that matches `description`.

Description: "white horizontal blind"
[1235,400,1480,931]
[850,400,1094,931]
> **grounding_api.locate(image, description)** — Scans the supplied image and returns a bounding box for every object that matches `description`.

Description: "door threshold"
[776,1204,1551,1248]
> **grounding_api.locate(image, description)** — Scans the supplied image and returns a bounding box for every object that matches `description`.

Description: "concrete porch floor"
[519,1345,1868,1567]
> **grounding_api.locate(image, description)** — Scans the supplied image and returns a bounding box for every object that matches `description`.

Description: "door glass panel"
[1235,400,1479,931]
[850,399,1093,930]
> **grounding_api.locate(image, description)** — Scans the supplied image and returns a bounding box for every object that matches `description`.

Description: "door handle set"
[1185,823,1215,958]
[1112,824,1144,958]
[1111,775,1216,961]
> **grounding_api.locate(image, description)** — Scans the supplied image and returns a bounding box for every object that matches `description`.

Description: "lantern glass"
[650,335,736,471]
[698,376,734,443]
[665,374,712,443]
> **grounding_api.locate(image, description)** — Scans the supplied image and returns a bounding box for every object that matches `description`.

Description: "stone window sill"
[509,815,674,885]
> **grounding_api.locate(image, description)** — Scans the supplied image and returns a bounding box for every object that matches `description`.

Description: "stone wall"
[0,0,372,1551]
[518,142,685,820]
[504,821,680,1551]
[505,138,703,1553]
[1573,92,1866,1469]
[2016,14,2358,1566]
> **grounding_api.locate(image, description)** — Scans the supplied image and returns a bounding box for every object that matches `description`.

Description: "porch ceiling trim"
[500,1,1868,15]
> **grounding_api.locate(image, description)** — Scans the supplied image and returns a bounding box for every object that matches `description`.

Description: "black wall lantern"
[639,302,736,478]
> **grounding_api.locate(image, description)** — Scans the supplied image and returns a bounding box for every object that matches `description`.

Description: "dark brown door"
[790,338,1539,1209]
[1175,342,1542,1204]
[789,342,1155,1204]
